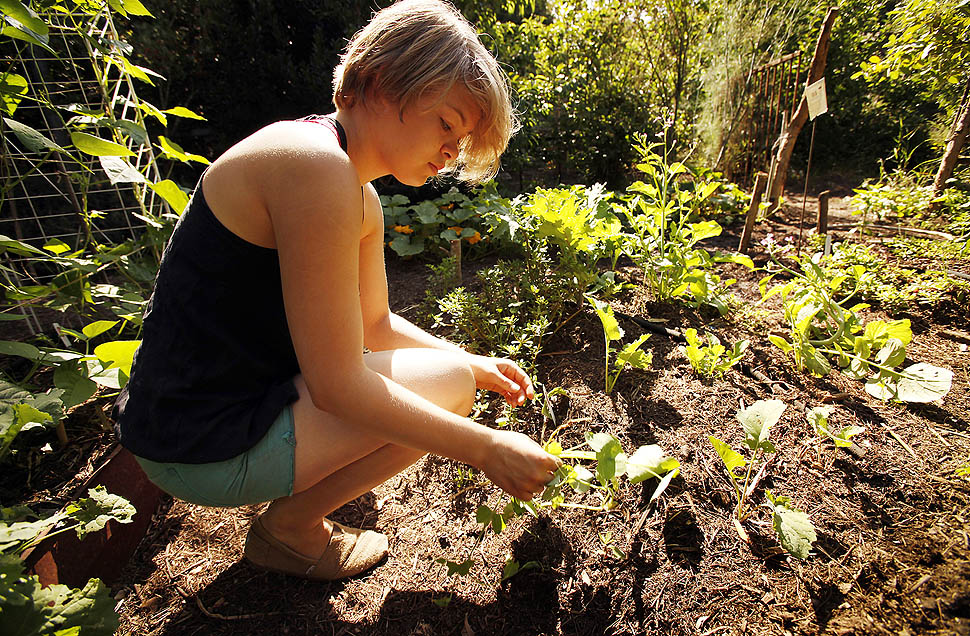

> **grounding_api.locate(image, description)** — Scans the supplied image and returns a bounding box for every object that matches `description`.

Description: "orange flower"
[448,226,462,233]
[393,225,413,234]
[465,231,482,245]
[440,203,455,211]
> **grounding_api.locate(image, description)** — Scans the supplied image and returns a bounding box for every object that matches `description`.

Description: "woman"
[114,0,561,581]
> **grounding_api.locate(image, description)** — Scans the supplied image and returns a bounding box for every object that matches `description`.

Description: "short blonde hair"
[333,0,518,183]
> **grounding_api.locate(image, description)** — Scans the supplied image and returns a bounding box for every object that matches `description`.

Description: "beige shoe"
[244,515,388,580]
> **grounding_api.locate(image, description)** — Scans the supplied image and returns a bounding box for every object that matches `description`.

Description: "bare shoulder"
[202,121,361,247]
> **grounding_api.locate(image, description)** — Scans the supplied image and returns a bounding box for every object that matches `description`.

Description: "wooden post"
[739,172,768,253]
[816,190,831,235]
[450,238,462,286]
[767,8,838,206]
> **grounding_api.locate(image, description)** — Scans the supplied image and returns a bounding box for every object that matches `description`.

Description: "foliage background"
[125,0,965,193]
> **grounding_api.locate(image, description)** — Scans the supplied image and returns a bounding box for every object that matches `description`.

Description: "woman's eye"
[441,118,452,132]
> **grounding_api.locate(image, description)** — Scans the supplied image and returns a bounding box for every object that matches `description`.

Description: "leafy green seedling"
[587,297,651,393]
[441,431,679,579]
[501,558,540,582]
[761,252,953,403]
[766,490,817,560]
[681,328,748,378]
[709,399,785,520]
[806,406,864,449]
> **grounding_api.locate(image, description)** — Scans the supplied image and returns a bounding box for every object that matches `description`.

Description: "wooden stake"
[739,172,768,253]
[816,190,831,235]
[450,238,462,286]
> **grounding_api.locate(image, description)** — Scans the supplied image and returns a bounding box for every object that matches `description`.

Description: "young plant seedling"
[709,400,817,559]
[709,399,784,521]
[806,406,864,450]
[587,296,651,393]
[438,431,679,579]
[681,328,748,378]
[761,251,953,403]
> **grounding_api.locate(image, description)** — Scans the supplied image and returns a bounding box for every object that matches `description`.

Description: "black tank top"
[114,116,347,463]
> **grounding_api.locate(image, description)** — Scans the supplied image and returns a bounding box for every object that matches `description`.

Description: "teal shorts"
[134,405,296,507]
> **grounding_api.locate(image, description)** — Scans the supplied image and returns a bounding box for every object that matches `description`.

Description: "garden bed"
[107,195,970,636]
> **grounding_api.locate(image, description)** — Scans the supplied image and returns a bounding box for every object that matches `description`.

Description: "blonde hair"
[333,0,518,183]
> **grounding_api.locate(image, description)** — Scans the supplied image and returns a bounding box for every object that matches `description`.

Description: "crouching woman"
[113,0,561,581]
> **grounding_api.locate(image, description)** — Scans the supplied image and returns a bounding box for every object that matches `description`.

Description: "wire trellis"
[732,50,803,186]
[1,5,167,335]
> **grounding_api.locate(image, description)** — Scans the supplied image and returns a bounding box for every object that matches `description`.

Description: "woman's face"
[375,85,482,186]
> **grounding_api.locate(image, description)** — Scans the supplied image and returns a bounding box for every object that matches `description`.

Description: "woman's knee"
[365,348,475,416]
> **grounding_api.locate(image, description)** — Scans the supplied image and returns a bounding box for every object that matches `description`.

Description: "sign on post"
[806,77,828,120]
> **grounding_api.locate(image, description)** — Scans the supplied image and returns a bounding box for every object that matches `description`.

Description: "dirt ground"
[16,191,970,635]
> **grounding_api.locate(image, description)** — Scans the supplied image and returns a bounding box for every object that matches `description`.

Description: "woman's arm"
[356,186,533,406]
[262,131,556,499]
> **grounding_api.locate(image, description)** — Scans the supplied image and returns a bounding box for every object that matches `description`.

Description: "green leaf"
[148,180,189,214]
[156,135,209,165]
[0,0,48,37]
[3,118,66,153]
[615,334,651,370]
[162,106,205,120]
[70,132,134,157]
[389,235,424,257]
[587,296,622,342]
[688,221,722,242]
[0,340,40,361]
[766,490,817,559]
[833,426,864,448]
[0,574,120,636]
[42,239,71,255]
[81,321,118,341]
[53,361,98,410]
[709,436,746,475]
[874,338,906,368]
[436,558,473,577]
[0,73,28,115]
[121,0,154,16]
[768,335,793,354]
[866,363,953,403]
[99,156,146,185]
[475,505,492,525]
[92,340,139,378]
[737,399,785,452]
[624,444,679,484]
[64,486,135,539]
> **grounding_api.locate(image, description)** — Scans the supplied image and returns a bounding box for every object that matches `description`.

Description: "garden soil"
[51,194,970,635]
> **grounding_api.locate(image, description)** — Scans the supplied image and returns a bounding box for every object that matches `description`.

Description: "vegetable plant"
[806,406,864,449]
[709,399,817,559]
[761,250,953,403]
[620,135,754,315]
[0,486,136,636]
[382,185,509,259]
[680,328,748,378]
[587,297,651,394]
[438,428,679,579]
[520,185,624,305]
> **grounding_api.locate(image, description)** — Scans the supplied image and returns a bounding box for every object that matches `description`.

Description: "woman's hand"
[467,354,535,406]
[480,430,562,501]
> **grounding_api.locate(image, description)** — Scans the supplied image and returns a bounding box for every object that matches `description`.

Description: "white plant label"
[806,77,828,120]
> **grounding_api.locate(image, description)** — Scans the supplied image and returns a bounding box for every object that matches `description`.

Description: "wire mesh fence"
[1,6,165,335]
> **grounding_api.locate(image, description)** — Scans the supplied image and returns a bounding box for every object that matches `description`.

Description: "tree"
[857,0,970,196]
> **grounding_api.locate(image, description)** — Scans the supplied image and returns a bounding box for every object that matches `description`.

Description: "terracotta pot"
[22,445,163,588]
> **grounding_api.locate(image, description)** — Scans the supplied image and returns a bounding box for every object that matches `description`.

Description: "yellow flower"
[393,225,413,234]
[465,231,482,245]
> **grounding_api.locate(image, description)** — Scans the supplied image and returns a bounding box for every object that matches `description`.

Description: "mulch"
[15,192,970,636]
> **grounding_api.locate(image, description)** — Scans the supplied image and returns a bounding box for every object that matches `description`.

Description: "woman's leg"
[258,348,475,559]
